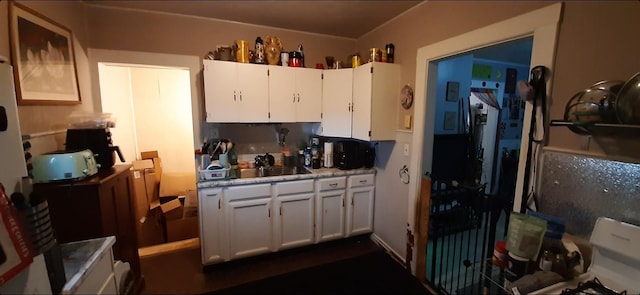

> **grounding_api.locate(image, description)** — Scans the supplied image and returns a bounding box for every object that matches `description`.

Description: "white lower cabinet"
[274,179,315,250]
[315,177,347,243]
[198,173,375,265]
[224,184,274,259]
[199,187,226,265]
[346,173,375,236]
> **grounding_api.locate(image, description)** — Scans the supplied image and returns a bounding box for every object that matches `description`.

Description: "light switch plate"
[404,115,412,129]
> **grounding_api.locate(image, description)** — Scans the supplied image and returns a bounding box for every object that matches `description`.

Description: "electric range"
[530,217,640,295]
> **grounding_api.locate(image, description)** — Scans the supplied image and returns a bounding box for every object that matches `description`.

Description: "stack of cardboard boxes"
[129,151,199,247]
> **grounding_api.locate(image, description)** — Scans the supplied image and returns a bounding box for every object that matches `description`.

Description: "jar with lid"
[351,54,361,68]
[289,51,303,67]
[385,43,395,63]
[538,250,553,272]
[369,48,380,62]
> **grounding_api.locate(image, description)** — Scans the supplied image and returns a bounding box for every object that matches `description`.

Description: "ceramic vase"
[264,36,282,65]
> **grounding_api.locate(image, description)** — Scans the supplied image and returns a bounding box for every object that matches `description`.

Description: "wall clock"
[401,85,414,109]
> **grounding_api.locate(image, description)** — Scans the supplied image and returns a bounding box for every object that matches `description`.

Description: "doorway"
[98,63,195,174]
[408,2,563,287]
[88,49,202,255]
[425,38,533,293]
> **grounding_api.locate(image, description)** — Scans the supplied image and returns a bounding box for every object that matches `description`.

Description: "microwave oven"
[334,140,375,170]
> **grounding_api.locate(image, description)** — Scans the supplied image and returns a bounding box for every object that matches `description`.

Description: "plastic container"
[199,168,229,180]
[492,240,508,268]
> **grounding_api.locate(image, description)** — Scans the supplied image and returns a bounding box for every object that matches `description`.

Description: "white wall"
[130,67,194,174]
[99,64,137,164]
[99,64,196,174]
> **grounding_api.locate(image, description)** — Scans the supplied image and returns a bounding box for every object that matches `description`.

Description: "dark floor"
[139,236,385,295]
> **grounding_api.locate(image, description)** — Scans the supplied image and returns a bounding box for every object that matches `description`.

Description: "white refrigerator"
[0,62,51,294]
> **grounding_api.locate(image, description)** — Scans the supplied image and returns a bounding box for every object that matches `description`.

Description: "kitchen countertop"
[197,167,376,188]
[61,236,115,294]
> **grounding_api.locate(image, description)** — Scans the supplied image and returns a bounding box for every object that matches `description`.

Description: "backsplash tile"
[539,149,640,238]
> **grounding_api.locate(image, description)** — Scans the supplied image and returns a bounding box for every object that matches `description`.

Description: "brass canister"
[369,48,380,62]
[351,55,361,68]
[235,40,249,63]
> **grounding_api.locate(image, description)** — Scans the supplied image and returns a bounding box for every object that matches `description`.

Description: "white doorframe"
[408,3,563,275]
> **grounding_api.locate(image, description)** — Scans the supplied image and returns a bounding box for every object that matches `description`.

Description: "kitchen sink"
[239,166,311,178]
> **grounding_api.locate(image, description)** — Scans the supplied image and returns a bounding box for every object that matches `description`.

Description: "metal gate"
[425,182,507,294]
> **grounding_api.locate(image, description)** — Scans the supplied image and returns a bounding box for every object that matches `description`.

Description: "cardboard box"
[159,173,196,197]
[140,151,162,183]
[136,207,166,247]
[131,160,160,209]
[184,189,198,207]
[132,159,154,170]
[141,151,159,159]
[166,216,199,243]
[160,198,183,220]
[129,169,150,219]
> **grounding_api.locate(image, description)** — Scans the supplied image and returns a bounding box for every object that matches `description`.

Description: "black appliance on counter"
[65,128,124,170]
[335,140,375,170]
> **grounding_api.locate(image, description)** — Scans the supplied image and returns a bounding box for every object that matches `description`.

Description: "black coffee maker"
[65,128,125,170]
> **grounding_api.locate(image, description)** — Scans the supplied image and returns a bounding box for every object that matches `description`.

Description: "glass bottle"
[304,147,312,168]
[255,37,265,64]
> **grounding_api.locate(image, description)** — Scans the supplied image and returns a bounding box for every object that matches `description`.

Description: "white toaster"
[32,149,100,183]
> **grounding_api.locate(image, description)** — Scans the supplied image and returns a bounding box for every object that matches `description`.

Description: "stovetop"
[560,277,627,295]
[530,218,640,295]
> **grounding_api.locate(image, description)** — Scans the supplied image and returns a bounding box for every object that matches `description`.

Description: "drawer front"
[317,177,346,191]
[225,183,271,200]
[275,179,314,196]
[75,249,114,294]
[348,174,375,188]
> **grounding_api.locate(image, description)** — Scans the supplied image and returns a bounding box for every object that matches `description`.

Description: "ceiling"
[84,1,424,39]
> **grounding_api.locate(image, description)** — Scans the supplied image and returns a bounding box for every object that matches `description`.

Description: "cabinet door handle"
[348,102,351,112]
[293,93,296,103]
[297,93,300,102]
[351,198,354,205]
[359,180,367,184]
[280,206,283,216]
[218,199,221,209]
[239,91,243,101]
[342,199,344,207]
[352,102,355,112]
[233,91,237,101]
[268,208,271,217]
[330,183,338,188]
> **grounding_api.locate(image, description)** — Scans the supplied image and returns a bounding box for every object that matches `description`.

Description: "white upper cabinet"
[352,62,400,141]
[268,66,322,122]
[321,68,353,138]
[203,60,269,123]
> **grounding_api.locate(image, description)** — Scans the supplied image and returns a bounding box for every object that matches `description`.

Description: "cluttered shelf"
[550,120,640,136]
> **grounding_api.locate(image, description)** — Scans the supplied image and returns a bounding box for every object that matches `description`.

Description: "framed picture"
[9,2,81,105]
[446,81,459,102]
[443,111,457,130]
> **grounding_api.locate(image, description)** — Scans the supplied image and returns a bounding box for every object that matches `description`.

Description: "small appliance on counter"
[31,149,99,183]
[335,140,364,170]
[65,128,124,170]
